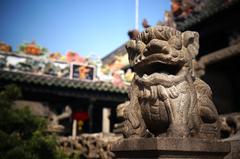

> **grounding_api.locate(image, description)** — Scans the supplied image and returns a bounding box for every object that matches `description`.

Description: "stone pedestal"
[111,137,230,159]
[223,134,240,159]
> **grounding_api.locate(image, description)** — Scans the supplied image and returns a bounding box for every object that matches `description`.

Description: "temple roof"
[175,0,240,31]
[0,70,128,94]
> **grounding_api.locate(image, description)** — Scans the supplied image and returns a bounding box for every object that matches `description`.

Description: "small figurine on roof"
[112,70,125,88]
[48,52,62,61]
[66,51,85,64]
[18,41,48,56]
[109,55,124,72]
[163,11,177,28]
[127,29,140,40]
[96,65,112,81]
[171,0,204,21]
[0,42,12,53]
[142,19,151,29]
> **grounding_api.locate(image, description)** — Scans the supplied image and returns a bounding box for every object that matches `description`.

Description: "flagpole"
[135,0,139,30]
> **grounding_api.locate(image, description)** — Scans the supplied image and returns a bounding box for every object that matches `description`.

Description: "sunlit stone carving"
[121,25,219,138]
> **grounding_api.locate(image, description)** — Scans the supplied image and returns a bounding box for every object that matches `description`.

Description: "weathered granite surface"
[112,137,230,159]
[220,113,240,139]
[120,25,219,138]
[223,134,240,159]
[220,113,240,159]
[112,25,230,159]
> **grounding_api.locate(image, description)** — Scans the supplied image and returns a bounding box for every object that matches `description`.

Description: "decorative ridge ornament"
[120,25,219,139]
[18,41,48,56]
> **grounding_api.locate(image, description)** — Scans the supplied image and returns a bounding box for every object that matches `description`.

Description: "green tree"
[0,85,69,159]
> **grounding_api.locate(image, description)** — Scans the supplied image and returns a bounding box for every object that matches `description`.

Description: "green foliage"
[0,85,71,159]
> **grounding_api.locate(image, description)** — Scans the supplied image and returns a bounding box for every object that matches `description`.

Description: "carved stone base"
[223,133,240,159]
[111,137,230,159]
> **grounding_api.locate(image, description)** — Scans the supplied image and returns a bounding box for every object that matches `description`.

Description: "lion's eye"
[175,39,182,50]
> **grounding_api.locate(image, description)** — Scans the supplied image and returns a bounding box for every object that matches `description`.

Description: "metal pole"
[135,0,139,30]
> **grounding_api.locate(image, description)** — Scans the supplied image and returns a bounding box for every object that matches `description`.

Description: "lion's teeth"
[143,74,148,79]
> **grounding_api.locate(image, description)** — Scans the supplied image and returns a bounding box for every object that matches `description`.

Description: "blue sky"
[0,0,170,58]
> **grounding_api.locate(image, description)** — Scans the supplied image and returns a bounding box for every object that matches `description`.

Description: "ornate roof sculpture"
[0,40,134,85]
[18,41,48,56]
[0,41,132,101]
[0,42,12,52]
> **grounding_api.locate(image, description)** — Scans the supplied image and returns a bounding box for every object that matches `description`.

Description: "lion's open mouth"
[134,61,182,77]
[133,57,187,87]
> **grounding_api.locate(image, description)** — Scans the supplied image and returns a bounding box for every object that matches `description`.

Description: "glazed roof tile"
[176,0,240,31]
[0,70,128,94]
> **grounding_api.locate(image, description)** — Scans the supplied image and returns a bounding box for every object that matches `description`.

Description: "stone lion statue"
[120,26,219,139]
